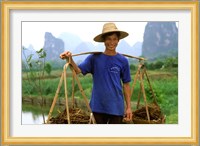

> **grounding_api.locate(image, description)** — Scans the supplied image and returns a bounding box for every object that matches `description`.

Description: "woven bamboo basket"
[123,103,166,124]
[49,108,91,124]
[133,114,166,124]
[132,103,166,124]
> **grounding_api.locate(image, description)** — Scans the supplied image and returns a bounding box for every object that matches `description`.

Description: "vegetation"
[22,47,51,123]
[44,62,52,76]
[22,57,178,124]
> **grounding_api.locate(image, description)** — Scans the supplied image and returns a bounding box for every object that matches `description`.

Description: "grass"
[22,67,178,124]
[129,69,178,123]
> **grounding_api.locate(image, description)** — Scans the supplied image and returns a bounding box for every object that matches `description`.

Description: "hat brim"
[93,30,129,42]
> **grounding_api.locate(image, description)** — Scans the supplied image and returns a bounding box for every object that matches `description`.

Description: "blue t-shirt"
[78,53,131,116]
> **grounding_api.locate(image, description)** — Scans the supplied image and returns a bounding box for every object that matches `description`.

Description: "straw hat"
[93,22,129,42]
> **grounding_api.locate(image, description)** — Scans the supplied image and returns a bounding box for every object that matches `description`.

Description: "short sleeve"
[121,58,131,83]
[78,54,93,75]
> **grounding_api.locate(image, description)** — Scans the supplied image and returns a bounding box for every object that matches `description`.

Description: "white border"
[10,10,191,137]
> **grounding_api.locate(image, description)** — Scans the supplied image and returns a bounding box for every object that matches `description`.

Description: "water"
[22,103,64,124]
[22,98,87,124]
[22,112,48,124]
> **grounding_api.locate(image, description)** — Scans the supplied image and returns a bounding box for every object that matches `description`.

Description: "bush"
[44,62,52,75]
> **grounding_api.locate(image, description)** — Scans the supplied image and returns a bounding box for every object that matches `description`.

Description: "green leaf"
[39,55,44,58]
[27,54,33,63]
[28,62,32,68]
[36,60,42,65]
[44,62,52,75]
[36,48,43,53]
[43,51,46,57]
[39,51,47,58]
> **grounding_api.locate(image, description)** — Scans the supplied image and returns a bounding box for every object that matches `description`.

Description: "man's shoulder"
[117,53,128,60]
[85,52,103,62]
[90,52,103,57]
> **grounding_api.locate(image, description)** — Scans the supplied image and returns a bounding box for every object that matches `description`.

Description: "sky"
[22,22,147,50]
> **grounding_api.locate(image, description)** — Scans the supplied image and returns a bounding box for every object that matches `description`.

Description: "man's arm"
[60,51,82,74]
[123,82,132,121]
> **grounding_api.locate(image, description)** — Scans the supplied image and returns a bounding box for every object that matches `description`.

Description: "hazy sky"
[22,21,147,50]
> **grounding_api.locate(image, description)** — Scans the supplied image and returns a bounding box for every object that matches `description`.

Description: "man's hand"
[60,51,82,74]
[60,51,72,59]
[124,107,132,122]
[123,82,132,122]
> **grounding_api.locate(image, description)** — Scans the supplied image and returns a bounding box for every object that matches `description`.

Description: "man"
[60,22,132,124]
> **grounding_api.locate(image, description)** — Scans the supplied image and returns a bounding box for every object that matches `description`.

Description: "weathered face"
[104,33,119,51]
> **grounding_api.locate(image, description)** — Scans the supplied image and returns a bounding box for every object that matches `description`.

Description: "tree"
[154,60,164,69]
[164,57,178,68]
[44,62,52,76]
[22,47,47,123]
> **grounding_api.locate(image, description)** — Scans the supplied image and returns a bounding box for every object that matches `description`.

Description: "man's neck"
[103,49,117,56]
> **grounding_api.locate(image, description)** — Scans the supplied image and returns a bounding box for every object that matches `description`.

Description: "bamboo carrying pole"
[70,66,75,108]
[63,63,71,124]
[130,64,143,96]
[144,67,158,105]
[71,52,151,124]
[46,72,64,123]
[72,51,146,61]
[46,56,96,124]
[139,69,150,123]
[136,84,142,109]
[71,69,93,114]
[46,51,156,124]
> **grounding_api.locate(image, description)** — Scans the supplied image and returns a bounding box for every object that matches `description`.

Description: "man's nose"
[110,40,115,44]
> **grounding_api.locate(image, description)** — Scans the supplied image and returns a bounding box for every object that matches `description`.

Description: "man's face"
[104,33,119,51]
